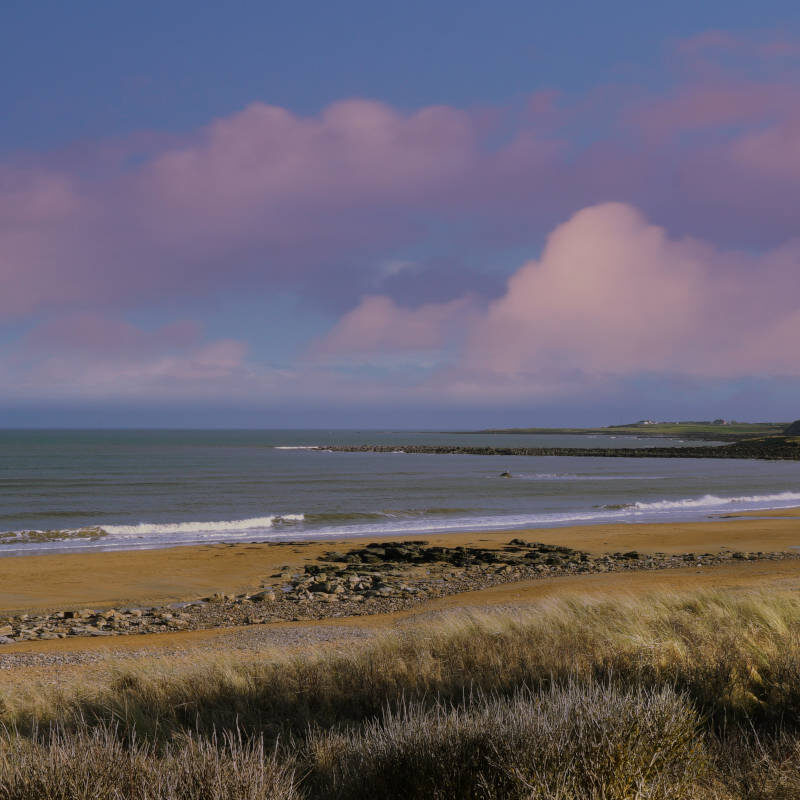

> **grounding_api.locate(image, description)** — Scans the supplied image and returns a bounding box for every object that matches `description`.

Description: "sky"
[3,1,800,427]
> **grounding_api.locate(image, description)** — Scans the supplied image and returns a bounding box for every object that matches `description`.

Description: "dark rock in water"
[784,420,800,435]
[499,471,512,478]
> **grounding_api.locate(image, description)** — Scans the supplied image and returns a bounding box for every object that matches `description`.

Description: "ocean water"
[0,429,798,555]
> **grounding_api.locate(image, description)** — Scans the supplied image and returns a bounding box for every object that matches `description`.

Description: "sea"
[1,429,799,556]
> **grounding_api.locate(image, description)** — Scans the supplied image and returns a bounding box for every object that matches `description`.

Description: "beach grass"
[3,588,800,797]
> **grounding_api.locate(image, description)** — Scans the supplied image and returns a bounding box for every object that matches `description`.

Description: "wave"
[7,489,800,555]
[273,445,319,450]
[304,508,469,525]
[630,491,800,512]
[512,473,665,482]
[102,513,305,536]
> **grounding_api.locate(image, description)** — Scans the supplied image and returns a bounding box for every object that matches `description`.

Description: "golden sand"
[1,511,799,662]
[1,510,799,614]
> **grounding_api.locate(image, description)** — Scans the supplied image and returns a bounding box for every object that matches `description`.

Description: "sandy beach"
[0,510,797,667]
[1,510,799,614]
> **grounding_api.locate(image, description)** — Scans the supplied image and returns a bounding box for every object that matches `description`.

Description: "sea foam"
[103,514,305,536]
[631,490,800,512]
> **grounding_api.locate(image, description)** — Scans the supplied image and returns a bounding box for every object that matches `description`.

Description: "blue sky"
[5,1,798,151]
[3,1,800,426]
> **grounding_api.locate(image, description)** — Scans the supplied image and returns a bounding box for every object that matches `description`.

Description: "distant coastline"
[453,421,788,443]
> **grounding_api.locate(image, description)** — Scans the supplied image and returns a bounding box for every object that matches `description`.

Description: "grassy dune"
[3,590,800,798]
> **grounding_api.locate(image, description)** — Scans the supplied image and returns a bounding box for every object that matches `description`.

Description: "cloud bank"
[3,30,800,415]
[313,203,800,400]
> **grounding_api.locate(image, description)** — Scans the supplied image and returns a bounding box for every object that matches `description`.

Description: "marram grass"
[2,588,800,798]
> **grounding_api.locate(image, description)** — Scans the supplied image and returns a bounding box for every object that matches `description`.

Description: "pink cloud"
[315,203,800,400]
[312,294,477,358]
[23,315,201,356]
[1,315,253,400]
[727,122,800,179]
[676,30,800,61]
[465,203,800,380]
[630,82,794,140]
[3,28,800,335]
[1,98,559,318]
[141,100,480,245]
[4,201,800,406]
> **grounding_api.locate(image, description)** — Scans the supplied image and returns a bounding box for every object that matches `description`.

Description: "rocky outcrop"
[784,420,800,435]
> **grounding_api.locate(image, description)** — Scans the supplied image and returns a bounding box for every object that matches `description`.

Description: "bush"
[0,726,299,800]
[307,683,707,800]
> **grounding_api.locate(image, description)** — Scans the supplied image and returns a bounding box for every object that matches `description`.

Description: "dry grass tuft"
[3,588,800,798]
[0,725,299,800]
[308,683,707,800]
[7,589,800,739]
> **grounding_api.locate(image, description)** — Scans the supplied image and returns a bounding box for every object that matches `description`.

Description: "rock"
[250,590,276,602]
[0,635,15,644]
[500,471,512,478]
[0,624,13,637]
[71,625,110,637]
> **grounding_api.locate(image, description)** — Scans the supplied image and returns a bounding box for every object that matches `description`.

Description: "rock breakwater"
[317,438,800,460]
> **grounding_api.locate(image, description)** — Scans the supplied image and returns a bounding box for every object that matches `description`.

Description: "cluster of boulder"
[0,606,192,644]
[1,539,796,644]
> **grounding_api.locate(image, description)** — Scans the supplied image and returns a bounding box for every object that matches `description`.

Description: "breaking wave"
[630,491,800,512]
[102,514,305,536]
[5,491,799,555]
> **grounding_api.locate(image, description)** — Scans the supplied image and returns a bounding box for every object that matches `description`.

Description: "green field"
[472,421,789,442]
